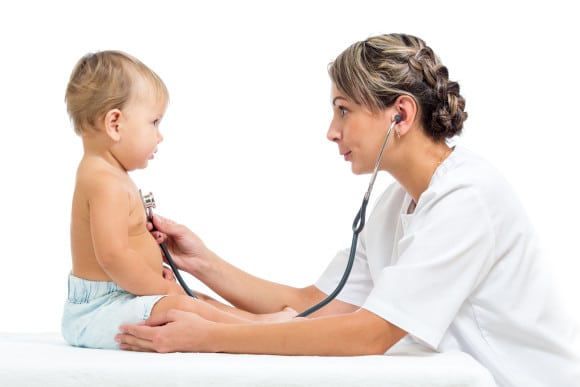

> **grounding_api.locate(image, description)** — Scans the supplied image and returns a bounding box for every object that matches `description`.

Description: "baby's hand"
[162,266,176,282]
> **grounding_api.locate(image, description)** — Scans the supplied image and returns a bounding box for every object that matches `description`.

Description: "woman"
[117,33,579,387]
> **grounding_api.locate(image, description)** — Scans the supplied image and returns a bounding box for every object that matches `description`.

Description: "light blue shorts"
[61,274,164,349]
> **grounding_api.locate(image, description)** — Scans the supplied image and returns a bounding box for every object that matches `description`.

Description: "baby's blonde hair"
[65,50,168,135]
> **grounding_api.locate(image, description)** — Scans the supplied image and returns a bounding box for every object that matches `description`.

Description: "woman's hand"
[116,310,213,353]
[147,215,209,276]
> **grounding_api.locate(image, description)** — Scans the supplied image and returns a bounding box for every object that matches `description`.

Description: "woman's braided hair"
[329,33,467,141]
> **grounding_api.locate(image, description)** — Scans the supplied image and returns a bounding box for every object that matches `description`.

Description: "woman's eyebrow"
[332,96,347,106]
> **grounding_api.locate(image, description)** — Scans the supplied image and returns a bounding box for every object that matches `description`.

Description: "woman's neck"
[389,136,452,203]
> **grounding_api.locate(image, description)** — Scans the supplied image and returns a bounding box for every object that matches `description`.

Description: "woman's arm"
[151,215,358,316]
[117,308,407,355]
[197,251,356,315]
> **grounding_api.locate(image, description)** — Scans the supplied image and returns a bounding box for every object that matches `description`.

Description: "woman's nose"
[327,121,341,143]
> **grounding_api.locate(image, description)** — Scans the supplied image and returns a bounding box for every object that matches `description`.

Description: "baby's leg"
[151,295,252,324]
[196,293,296,322]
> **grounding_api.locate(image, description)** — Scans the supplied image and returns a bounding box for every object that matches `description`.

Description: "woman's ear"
[393,95,418,137]
[103,109,122,142]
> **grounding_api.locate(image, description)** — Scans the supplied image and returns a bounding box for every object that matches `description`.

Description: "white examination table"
[0,333,497,386]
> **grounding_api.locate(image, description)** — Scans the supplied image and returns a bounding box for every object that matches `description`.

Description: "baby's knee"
[153,295,198,315]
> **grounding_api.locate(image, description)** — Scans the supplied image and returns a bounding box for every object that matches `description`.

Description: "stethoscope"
[296,114,401,317]
[140,114,401,317]
[140,190,198,298]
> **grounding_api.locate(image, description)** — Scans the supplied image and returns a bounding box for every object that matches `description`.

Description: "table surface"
[0,332,497,387]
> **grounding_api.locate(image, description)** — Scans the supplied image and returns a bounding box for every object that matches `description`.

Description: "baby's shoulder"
[75,157,132,197]
[77,156,125,181]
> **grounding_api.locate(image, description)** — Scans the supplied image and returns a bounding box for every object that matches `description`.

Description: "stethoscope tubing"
[160,242,198,298]
[140,190,198,298]
[141,117,398,316]
[296,117,398,317]
[296,197,367,317]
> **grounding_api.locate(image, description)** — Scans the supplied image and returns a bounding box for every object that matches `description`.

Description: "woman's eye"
[339,107,347,117]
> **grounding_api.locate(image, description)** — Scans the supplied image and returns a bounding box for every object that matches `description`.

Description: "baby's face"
[113,76,167,171]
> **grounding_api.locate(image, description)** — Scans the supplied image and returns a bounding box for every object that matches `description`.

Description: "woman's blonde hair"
[65,50,168,135]
[329,33,467,141]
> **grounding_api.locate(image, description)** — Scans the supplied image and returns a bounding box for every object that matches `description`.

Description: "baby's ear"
[104,109,122,142]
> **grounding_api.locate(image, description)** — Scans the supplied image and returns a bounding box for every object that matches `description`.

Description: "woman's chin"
[350,164,369,175]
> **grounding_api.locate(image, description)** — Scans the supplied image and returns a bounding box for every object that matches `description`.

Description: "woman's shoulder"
[438,145,510,189]
[431,145,524,213]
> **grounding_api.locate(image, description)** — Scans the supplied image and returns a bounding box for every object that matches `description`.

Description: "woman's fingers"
[117,312,176,351]
[116,324,157,352]
[117,310,207,353]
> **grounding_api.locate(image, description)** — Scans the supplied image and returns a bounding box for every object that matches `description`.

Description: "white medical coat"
[316,146,579,387]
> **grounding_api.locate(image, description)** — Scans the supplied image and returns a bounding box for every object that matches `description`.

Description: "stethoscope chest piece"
[139,190,156,221]
[138,189,198,299]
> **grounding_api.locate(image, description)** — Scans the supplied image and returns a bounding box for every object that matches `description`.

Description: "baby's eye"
[152,119,160,127]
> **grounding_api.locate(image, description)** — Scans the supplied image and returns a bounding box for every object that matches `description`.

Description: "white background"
[0,0,578,333]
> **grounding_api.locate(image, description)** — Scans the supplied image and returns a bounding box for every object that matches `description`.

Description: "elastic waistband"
[66,273,125,303]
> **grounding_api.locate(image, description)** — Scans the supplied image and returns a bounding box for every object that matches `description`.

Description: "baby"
[61,51,289,349]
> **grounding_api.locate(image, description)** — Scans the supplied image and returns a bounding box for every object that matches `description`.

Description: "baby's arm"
[86,173,183,296]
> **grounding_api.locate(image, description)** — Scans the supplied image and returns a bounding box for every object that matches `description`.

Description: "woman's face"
[327,84,389,174]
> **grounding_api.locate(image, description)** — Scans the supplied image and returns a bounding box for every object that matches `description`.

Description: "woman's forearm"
[203,309,406,355]
[194,249,317,313]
